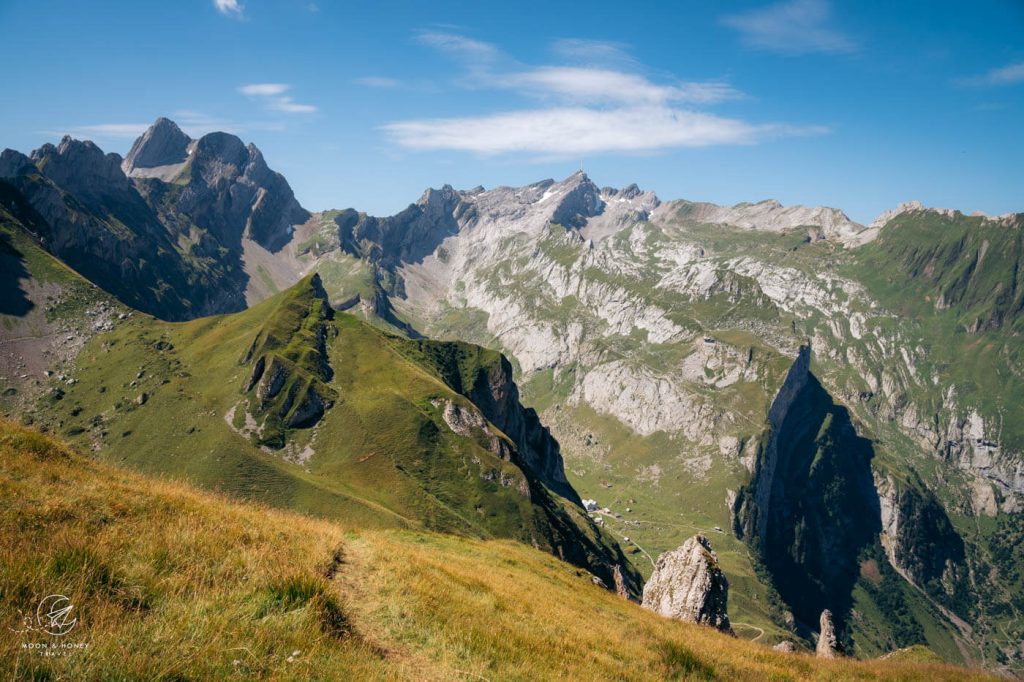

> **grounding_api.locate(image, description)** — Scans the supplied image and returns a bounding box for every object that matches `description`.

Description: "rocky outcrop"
[816,609,841,658]
[641,535,732,633]
[612,564,630,600]
[436,398,514,463]
[773,641,796,653]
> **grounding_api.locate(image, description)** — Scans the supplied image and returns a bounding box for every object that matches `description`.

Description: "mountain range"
[2,117,1022,675]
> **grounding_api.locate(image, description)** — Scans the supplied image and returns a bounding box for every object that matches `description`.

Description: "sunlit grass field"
[0,420,991,680]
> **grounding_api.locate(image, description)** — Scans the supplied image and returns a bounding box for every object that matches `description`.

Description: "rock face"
[466,354,579,503]
[0,119,309,319]
[406,338,579,503]
[0,137,240,319]
[641,535,732,633]
[816,609,841,658]
[874,473,969,610]
[742,344,812,545]
[733,345,882,636]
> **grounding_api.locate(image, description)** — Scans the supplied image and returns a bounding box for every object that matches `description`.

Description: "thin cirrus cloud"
[416,31,499,63]
[957,61,1024,87]
[45,123,152,139]
[355,76,401,89]
[721,0,857,55]
[382,31,824,157]
[213,0,243,18]
[497,67,743,106]
[238,83,317,113]
[550,39,639,68]
[47,111,288,143]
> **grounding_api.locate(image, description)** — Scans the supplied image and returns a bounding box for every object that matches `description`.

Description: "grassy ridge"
[0,421,992,680]
[22,272,635,588]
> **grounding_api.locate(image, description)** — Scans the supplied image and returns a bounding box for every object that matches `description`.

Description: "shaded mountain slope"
[0,119,308,321]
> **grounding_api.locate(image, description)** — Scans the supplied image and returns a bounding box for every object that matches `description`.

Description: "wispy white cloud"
[239,83,290,96]
[392,30,824,157]
[497,67,742,105]
[418,32,742,105]
[238,83,317,114]
[45,123,152,139]
[213,0,244,18]
[957,61,1024,87]
[269,98,317,113]
[355,76,401,89]
[721,0,856,55]
[383,107,826,156]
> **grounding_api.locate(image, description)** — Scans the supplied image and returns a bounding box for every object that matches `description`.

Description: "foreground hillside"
[0,421,988,680]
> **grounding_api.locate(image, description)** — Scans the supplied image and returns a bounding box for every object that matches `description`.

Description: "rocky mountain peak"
[641,534,732,633]
[0,149,36,177]
[123,117,192,176]
[417,184,462,212]
[550,171,604,228]
[869,200,928,229]
[600,182,661,210]
[602,182,655,204]
[192,131,249,171]
[160,129,308,251]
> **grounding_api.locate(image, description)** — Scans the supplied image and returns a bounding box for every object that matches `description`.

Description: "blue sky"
[0,0,1022,223]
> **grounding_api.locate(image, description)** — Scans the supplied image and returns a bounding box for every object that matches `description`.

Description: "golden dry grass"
[0,421,991,680]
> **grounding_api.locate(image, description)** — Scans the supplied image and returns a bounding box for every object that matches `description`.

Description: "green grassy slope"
[845,211,1024,668]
